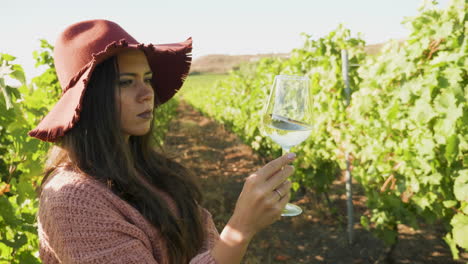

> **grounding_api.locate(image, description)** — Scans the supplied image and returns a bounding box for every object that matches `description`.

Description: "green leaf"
[386,101,400,120]
[435,92,457,111]
[454,170,468,202]
[461,202,468,215]
[17,251,41,264]
[434,118,458,139]
[0,79,13,110]
[434,21,453,39]
[443,67,463,88]
[451,213,468,250]
[0,241,13,259]
[10,65,26,85]
[380,227,398,245]
[442,200,457,208]
[0,53,16,62]
[292,182,300,192]
[16,178,36,206]
[410,99,437,124]
[360,216,370,230]
[419,137,436,157]
[0,233,27,249]
[0,196,19,226]
[430,51,459,67]
[445,134,460,164]
[444,233,460,259]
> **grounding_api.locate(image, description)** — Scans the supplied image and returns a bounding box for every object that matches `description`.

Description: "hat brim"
[28,38,192,142]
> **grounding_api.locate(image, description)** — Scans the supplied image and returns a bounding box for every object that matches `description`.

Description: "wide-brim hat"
[28,19,192,142]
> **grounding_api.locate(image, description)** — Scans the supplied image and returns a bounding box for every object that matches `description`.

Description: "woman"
[29,19,295,264]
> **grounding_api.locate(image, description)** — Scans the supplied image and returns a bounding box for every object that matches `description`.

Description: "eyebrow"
[119,71,153,77]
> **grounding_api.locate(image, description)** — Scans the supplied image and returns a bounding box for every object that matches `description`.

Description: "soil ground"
[164,101,467,264]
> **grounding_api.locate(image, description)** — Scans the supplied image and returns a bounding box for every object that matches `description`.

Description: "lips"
[137,109,153,119]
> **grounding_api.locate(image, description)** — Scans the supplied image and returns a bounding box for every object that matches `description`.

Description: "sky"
[1,0,450,80]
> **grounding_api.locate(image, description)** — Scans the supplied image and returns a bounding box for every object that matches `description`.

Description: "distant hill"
[190,41,397,75]
[189,53,289,75]
[364,42,385,55]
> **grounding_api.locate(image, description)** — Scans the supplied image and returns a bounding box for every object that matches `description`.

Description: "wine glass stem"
[281,147,291,179]
[280,146,303,216]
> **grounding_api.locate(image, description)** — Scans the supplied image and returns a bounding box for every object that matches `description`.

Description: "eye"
[119,79,133,87]
[144,77,152,84]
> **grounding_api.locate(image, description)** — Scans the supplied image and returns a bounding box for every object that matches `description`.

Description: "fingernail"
[287,153,296,159]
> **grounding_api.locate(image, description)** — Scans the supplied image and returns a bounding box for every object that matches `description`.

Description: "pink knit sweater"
[38,168,219,264]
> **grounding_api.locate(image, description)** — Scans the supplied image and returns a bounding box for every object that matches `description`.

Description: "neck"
[123,133,130,143]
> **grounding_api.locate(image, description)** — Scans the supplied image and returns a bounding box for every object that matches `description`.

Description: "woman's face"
[116,50,154,140]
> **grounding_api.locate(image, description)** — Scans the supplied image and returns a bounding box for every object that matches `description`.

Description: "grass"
[178,73,228,102]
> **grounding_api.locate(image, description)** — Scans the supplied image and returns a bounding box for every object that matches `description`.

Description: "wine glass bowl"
[260,75,312,216]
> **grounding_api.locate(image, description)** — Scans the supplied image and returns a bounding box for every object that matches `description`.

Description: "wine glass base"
[281,203,302,217]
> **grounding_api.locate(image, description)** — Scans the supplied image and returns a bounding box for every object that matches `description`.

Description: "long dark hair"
[42,56,205,263]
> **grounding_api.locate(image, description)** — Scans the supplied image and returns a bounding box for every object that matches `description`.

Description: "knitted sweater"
[38,168,219,264]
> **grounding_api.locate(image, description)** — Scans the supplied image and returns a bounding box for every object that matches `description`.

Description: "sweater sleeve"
[38,174,159,264]
[189,208,220,264]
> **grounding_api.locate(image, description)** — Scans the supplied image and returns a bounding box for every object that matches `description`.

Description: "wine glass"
[260,75,312,216]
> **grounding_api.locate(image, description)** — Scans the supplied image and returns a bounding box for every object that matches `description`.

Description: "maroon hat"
[28,19,192,142]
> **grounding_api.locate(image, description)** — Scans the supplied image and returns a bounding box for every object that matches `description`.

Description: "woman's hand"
[227,152,296,241]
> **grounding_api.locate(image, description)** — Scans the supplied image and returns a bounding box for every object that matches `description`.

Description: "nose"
[137,80,154,103]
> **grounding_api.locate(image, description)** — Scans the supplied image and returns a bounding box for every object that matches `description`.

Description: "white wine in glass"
[261,75,312,216]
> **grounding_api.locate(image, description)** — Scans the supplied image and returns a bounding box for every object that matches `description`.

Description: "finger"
[272,189,283,201]
[265,165,294,192]
[255,153,296,181]
[278,192,292,208]
[270,181,291,203]
[276,180,292,197]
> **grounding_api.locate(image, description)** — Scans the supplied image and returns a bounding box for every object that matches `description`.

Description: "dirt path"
[164,100,466,264]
